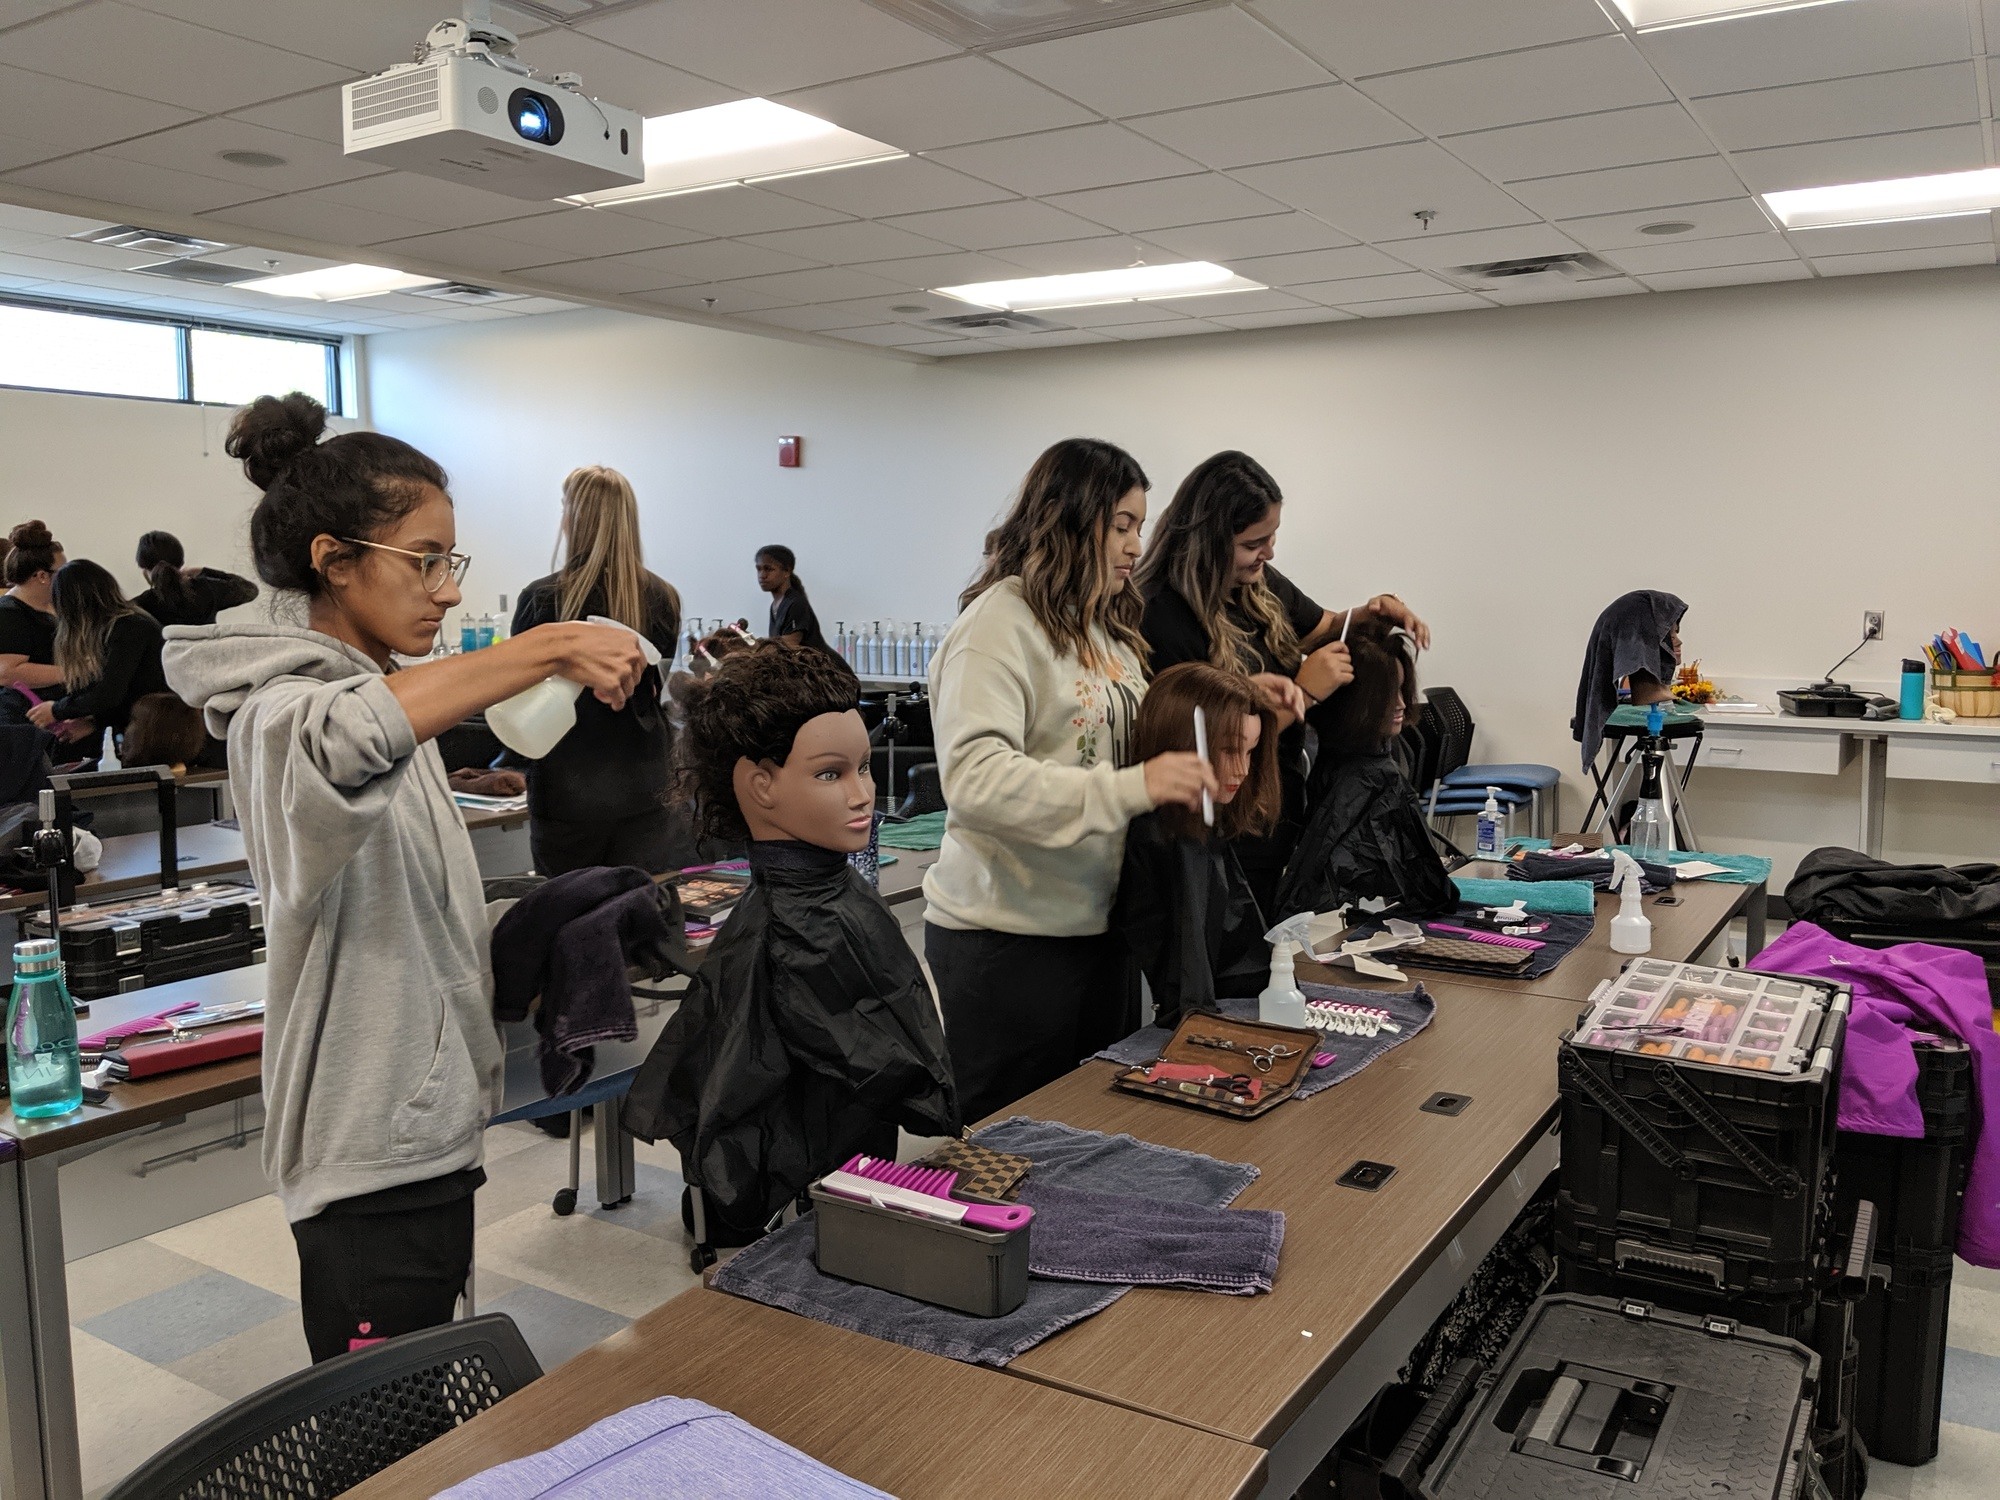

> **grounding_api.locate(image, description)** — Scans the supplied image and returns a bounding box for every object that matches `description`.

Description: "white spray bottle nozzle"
[1259,913,1314,1027]
[1609,853,1652,955]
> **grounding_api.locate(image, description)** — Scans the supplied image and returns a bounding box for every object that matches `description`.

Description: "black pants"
[290,1191,475,1363]
[529,807,696,877]
[925,924,1132,1124]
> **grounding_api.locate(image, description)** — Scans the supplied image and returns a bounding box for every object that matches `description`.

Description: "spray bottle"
[1608,849,1652,955]
[487,616,662,759]
[1474,786,1505,860]
[1259,912,1314,1028]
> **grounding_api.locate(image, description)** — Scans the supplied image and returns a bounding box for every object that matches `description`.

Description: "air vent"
[70,225,233,258]
[128,259,265,286]
[865,0,1226,48]
[1450,253,1618,287]
[348,66,443,131]
[403,282,527,304]
[921,310,1067,333]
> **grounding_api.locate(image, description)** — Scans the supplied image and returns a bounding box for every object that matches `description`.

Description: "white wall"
[378,268,2000,883]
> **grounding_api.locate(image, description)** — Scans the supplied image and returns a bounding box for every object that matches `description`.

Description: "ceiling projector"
[343,8,644,200]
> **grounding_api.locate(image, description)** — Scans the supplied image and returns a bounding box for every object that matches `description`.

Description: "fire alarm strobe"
[778,436,802,468]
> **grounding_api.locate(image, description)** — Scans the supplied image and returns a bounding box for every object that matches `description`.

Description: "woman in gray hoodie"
[164,393,647,1362]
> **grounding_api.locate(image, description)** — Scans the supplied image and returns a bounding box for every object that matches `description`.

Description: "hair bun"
[8,520,53,550]
[226,392,328,492]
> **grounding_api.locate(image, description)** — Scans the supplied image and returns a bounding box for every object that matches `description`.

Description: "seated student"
[1275,619,1455,921]
[29,560,167,739]
[1111,662,1280,1030]
[134,531,260,627]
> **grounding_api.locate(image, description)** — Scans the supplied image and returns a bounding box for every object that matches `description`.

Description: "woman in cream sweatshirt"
[924,438,1215,1121]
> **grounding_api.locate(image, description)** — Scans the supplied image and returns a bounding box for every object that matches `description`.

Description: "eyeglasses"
[339,538,471,594]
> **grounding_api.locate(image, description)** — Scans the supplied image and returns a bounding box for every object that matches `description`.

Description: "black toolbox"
[1833,1032,1971,1466]
[1388,1294,1822,1500]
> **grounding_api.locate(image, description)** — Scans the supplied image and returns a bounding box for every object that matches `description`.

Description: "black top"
[1274,749,1455,923]
[768,587,831,656]
[134,568,259,629]
[52,611,167,732]
[622,845,959,1236]
[0,595,57,675]
[1112,811,1267,1029]
[509,574,680,825]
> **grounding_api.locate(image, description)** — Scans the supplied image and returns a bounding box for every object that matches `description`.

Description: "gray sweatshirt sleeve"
[231,673,421,907]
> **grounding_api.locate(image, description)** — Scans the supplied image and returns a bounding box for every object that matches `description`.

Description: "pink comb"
[829,1156,1033,1232]
[1426,922,1544,950]
[842,1155,960,1197]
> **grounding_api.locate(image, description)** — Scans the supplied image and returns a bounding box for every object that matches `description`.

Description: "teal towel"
[1453,876,1596,915]
[1507,838,1772,886]
[877,810,947,851]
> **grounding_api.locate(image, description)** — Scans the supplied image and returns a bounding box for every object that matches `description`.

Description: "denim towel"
[1017,1182,1282,1294]
[1453,875,1595,914]
[1508,839,1773,886]
[710,1118,1259,1366]
[437,1396,891,1499]
[1093,984,1436,1098]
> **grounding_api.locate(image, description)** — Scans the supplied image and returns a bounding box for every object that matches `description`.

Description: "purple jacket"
[1755,922,2000,1268]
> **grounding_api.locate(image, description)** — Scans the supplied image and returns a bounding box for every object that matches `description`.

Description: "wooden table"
[345,1288,1268,1500]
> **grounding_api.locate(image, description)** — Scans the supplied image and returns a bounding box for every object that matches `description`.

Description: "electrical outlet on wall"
[1863,611,1885,642]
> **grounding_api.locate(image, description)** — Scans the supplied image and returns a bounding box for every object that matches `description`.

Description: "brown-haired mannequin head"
[681,642,873,852]
[1133,661,1280,840]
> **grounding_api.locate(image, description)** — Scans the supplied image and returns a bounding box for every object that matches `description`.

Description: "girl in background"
[755,545,833,658]
[0,520,65,695]
[134,530,260,628]
[31,560,166,738]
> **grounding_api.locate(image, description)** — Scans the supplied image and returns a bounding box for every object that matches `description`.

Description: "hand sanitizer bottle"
[1474,786,1505,860]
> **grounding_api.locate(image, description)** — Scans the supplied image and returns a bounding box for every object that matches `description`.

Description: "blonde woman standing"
[924,438,1215,1122]
[509,466,687,874]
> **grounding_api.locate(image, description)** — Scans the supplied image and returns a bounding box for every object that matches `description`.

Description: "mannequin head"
[682,641,874,851]
[1317,618,1421,757]
[1133,662,1279,840]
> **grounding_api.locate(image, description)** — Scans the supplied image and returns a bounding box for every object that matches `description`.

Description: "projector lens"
[507,88,564,146]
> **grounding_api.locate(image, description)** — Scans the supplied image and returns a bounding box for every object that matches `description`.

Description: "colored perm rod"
[1305,999,1402,1037]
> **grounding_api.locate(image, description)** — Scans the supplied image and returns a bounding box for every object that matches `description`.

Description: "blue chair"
[1440,762,1563,839]
[1412,689,1562,840]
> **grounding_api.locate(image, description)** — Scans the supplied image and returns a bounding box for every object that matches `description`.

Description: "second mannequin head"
[683,642,874,851]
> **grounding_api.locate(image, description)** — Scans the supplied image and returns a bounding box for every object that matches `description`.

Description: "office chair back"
[106,1314,542,1500]
[1419,688,1476,782]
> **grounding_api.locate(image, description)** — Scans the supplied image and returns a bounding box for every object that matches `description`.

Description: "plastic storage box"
[1557,962,1849,1304]
[27,882,261,999]
[1833,1032,1970,1466]
[808,1182,1029,1318]
[1406,1294,1821,1500]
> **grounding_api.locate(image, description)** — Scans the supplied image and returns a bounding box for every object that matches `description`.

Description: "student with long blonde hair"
[509,465,687,874]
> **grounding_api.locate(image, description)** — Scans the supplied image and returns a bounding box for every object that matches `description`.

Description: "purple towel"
[1017,1181,1282,1294]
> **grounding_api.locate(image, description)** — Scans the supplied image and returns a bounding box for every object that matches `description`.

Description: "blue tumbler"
[1900,659,1925,720]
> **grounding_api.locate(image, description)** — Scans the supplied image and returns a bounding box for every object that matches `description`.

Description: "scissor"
[1186,1035,1304,1073]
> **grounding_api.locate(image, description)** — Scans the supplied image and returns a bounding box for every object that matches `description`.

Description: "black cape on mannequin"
[1111,811,1267,1030]
[621,840,959,1238]
[1274,750,1456,921]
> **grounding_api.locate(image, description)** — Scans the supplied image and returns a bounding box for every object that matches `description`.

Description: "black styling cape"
[1572,589,1687,770]
[1111,811,1268,1031]
[1274,749,1456,922]
[621,840,960,1236]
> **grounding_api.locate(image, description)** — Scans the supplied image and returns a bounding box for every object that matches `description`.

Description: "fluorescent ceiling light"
[937,262,1266,312]
[1763,166,2000,230]
[1610,0,1856,31]
[567,99,903,206]
[242,264,443,301]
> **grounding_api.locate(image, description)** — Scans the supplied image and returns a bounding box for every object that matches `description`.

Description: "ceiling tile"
[1346,292,1494,317]
[840,250,1034,286]
[994,7,1331,119]
[97,116,385,194]
[1509,155,1744,220]
[1102,320,1230,339]
[786,292,954,327]
[1145,288,1316,316]
[628,282,792,315]
[1558,197,1775,250]
[882,198,1108,250]
[1812,242,1997,277]
[613,185,853,237]
[118,0,450,72]
[925,338,1019,355]
[980,329,1116,349]
[1692,63,1979,154]
[1206,305,1355,329]
[600,238,822,281]
[741,303,891,332]
[1141,212,1357,260]
[1447,103,1714,183]
[3,151,274,215]
[777,57,1094,152]
[201,188,434,246]
[1787,213,1997,257]
[0,1,81,28]
[1045,173,1288,233]
[1639,0,1971,96]
[0,60,199,151]
[0,129,65,173]
[1295,269,1463,304]
[1478,274,1644,304]
[826,322,956,348]
[719,265,910,305]
[499,29,741,116]
[986,236,1154,274]
[1601,230,1800,276]
[2,3,352,113]
[1043,300,1192,327]
[1639,262,1811,292]
[931,124,1198,198]
[582,0,954,96]
[758,157,1011,218]
[1234,243,1409,284]
[525,257,693,295]
[0,202,112,236]
[1248,0,1613,80]
[1236,141,1537,241]
[308,172,554,232]
[371,227,569,275]
[485,207,712,259]
[1361,35,1672,138]
[741,219,956,265]
[228,88,345,146]
[1384,221,1585,269]
[1731,123,1988,194]
[1125,84,1416,170]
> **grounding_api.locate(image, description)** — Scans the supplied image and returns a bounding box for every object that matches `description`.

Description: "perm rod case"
[809,1182,1030,1318]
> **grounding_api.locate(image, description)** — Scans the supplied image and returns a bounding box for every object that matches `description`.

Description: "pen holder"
[1932,669,2000,719]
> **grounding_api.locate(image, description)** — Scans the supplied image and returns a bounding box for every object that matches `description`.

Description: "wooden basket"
[1933,669,2000,719]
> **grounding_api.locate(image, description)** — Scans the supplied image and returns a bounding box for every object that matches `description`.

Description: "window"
[0,297,341,410]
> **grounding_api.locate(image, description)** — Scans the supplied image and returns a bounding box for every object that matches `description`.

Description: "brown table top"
[344,1288,1269,1500]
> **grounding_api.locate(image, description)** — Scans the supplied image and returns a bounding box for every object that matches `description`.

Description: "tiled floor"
[65,1126,2000,1498]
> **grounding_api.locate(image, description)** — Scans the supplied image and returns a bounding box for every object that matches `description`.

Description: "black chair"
[106,1314,543,1500]
[896,761,945,817]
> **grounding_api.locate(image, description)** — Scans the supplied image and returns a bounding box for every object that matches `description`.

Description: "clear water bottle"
[7,938,82,1119]
[460,615,479,653]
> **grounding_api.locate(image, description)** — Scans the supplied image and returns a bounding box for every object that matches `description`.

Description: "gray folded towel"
[1017,1182,1283,1294]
